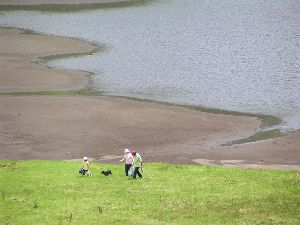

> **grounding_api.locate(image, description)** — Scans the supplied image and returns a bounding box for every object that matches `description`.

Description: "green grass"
[0,161,299,225]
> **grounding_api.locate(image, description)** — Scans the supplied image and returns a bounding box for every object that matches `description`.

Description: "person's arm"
[119,155,125,162]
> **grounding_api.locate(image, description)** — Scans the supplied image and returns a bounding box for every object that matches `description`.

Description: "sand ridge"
[0,28,95,92]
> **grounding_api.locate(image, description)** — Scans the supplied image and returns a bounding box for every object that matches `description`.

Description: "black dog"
[101,170,112,176]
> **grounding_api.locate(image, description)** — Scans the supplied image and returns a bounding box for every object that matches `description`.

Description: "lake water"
[0,0,299,130]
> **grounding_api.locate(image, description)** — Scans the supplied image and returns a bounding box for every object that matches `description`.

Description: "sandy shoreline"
[0,26,299,169]
[0,28,95,92]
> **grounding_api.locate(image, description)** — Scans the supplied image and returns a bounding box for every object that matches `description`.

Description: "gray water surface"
[0,0,299,129]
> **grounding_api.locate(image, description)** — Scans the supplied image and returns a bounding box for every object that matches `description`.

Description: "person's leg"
[125,164,131,176]
[133,167,139,179]
[136,168,143,178]
[133,167,143,179]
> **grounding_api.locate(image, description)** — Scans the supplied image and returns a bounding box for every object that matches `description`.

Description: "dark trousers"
[133,167,143,179]
[82,169,89,175]
[125,164,132,176]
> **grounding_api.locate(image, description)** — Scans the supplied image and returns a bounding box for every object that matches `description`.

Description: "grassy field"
[0,160,299,225]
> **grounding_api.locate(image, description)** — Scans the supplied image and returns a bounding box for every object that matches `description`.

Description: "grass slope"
[0,161,299,225]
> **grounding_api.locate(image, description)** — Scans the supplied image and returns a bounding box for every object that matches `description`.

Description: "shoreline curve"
[0,3,300,170]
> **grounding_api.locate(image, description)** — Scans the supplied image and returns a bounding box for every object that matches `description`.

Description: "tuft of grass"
[20,29,40,35]
[0,160,299,225]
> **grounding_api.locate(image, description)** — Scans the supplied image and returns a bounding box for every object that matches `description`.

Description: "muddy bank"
[0,28,95,92]
[0,95,260,160]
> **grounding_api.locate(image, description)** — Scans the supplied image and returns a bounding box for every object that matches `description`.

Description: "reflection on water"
[0,0,299,129]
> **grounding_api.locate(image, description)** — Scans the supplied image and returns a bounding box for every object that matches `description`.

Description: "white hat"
[124,149,130,153]
[83,156,88,160]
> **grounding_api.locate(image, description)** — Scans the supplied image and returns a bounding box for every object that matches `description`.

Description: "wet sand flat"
[0,27,299,169]
[0,95,260,160]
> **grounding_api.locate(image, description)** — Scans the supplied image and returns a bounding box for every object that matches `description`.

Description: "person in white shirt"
[119,149,133,176]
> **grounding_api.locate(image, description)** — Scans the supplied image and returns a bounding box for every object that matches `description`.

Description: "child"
[81,156,92,176]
